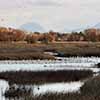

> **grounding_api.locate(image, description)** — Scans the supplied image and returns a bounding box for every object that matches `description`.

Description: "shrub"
[80,76,100,96]
[96,63,100,68]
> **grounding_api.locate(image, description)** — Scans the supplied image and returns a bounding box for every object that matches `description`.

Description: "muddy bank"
[0,52,55,60]
[0,42,100,60]
[0,70,93,84]
[4,75,100,100]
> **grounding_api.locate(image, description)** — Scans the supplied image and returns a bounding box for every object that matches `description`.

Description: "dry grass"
[4,75,100,100]
[5,90,100,100]
[0,42,100,59]
[81,75,100,96]
[0,70,93,84]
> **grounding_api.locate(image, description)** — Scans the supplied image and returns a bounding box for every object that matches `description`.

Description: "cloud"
[22,0,66,7]
[0,0,100,32]
[0,0,100,9]
[0,0,69,9]
[32,0,60,6]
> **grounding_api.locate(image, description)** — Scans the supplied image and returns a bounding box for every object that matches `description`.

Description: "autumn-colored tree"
[12,29,26,41]
[84,28,97,42]
[48,31,57,42]
[0,27,26,41]
[25,33,39,43]
[0,27,14,41]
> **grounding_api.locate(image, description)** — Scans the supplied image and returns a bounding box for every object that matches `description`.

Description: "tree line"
[0,27,100,43]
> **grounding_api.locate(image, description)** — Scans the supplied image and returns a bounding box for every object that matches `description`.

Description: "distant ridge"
[20,22,45,32]
[66,23,100,32]
[93,23,100,29]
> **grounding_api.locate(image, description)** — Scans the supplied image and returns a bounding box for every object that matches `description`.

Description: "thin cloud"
[0,0,100,32]
[0,0,65,9]
[31,0,62,6]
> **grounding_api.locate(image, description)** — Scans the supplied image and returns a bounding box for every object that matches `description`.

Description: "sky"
[0,0,100,32]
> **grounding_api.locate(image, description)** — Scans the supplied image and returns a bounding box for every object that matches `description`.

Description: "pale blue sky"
[0,0,99,32]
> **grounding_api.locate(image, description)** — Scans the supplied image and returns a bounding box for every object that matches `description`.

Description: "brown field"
[0,42,100,59]
[1,41,100,100]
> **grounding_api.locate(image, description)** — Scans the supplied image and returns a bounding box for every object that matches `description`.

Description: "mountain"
[93,23,100,29]
[63,27,87,33]
[20,22,45,32]
[63,24,97,33]
[71,28,85,32]
[63,28,74,33]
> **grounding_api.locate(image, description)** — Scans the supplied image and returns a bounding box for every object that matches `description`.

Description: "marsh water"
[0,57,100,99]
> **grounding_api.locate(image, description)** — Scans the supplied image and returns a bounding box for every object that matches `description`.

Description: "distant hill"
[93,23,100,29]
[72,28,85,32]
[63,23,100,33]
[63,27,87,33]
[63,28,74,33]
[20,22,45,32]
